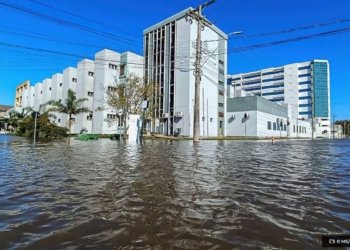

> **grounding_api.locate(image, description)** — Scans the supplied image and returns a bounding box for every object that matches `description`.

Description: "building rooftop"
[227,96,288,117]
[143,7,228,39]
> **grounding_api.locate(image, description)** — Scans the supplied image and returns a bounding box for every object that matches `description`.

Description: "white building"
[76,59,95,133]
[62,67,78,133]
[18,49,144,135]
[51,73,64,126]
[228,60,331,138]
[143,7,227,137]
[226,95,311,138]
[92,50,143,135]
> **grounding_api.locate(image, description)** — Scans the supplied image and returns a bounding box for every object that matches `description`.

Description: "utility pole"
[188,0,216,142]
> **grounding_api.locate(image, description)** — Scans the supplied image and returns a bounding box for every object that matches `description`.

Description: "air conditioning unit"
[162,113,169,118]
[175,112,183,117]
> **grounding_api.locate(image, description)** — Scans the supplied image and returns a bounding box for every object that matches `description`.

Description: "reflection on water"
[0,135,349,249]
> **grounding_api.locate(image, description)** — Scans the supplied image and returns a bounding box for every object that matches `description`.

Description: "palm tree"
[47,89,90,143]
[6,108,32,132]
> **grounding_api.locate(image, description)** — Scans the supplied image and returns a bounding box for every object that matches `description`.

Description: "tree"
[47,89,90,143]
[104,74,153,132]
[6,108,32,132]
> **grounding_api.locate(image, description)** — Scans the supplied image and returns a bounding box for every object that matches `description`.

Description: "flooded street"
[0,135,349,249]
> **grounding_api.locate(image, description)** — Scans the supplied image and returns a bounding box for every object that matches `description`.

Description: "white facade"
[228,60,331,138]
[76,59,95,133]
[226,96,312,138]
[51,73,64,126]
[17,49,144,135]
[144,7,227,137]
[62,67,78,133]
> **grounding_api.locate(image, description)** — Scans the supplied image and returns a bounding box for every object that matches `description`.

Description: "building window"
[120,65,126,76]
[218,112,224,118]
[40,91,43,94]
[59,83,63,87]
[107,114,117,119]
[58,119,61,123]
[87,91,93,97]
[107,86,117,92]
[218,90,224,96]
[88,71,94,77]
[219,80,224,86]
[109,63,118,70]
[49,87,52,91]
[273,122,276,131]
[219,60,224,66]
[284,124,287,131]
[87,113,93,120]
[218,102,224,107]
[72,78,77,83]
[267,121,272,130]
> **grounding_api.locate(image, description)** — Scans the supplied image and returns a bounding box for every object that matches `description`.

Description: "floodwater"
[0,135,349,249]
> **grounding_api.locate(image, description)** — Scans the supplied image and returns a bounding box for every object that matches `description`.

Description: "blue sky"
[0,0,349,119]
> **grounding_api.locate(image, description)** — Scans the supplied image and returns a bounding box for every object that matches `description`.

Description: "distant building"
[144,7,227,137]
[14,80,30,108]
[227,60,331,138]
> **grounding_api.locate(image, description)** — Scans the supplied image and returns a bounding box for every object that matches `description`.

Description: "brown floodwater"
[0,135,349,249]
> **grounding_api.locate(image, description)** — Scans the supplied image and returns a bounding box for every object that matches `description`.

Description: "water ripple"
[0,135,349,249]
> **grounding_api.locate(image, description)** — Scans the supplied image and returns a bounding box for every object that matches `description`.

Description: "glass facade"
[313,61,329,117]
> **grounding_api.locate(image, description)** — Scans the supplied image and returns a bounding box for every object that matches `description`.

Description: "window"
[107,114,117,119]
[72,78,77,83]
[267,121,272,130]
[273,122,276,131]
[219,80,224,86]
[218,102,224,107]
[58,119,61,123]
[218,90,224,96]
[108,86,117,92]
[219,60,224,66]
[88,71,94,77]
[40,91,43,94]
[284,124,287,131]
[218,112,224,118]
[87,114,93,120]
[120,65,125,76]
[59,83,63,87]
[49,87,52,91]
[87,91,93,97]
[109,63,118,70]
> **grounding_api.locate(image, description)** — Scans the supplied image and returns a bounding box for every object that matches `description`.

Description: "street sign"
[141,100,149,109]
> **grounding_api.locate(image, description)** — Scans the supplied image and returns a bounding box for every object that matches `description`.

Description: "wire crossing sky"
[0,0,349,119]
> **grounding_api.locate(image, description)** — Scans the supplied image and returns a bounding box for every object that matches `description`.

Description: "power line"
[234,18,350,39]
[0,0,142,49]
[228,26,350,53]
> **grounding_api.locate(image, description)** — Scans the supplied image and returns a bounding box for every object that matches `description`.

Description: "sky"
[0,0,349,119]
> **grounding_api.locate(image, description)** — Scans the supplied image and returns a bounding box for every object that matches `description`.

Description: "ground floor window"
[267,121,271,130]
[273,122,276,130]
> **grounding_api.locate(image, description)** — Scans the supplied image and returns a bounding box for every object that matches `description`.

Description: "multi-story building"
[143,7,227,137]
[76,59,95,133]
[19,49,143,135]
[14,80,29,109]
[51,73,64,127]
[228,60,331,138]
